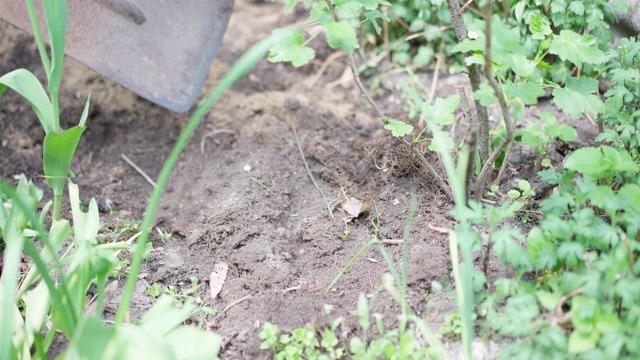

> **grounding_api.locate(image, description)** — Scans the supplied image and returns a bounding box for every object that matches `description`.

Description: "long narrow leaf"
[42,0,67,95]
[25,0,51,76]
[43,126,86,201]
[0,69,54,133]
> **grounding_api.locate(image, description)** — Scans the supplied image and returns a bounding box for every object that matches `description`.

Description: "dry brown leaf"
[210,262,229,299]
[340,197,363,218]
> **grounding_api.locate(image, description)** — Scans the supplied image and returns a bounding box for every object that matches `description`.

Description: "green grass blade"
[326,238,377,292]
[42,0,67,96]
[78,95,91,127]
[25,0,51,76]
[0,210,26,360]
[115,32,287,324]
[0,69,54,133]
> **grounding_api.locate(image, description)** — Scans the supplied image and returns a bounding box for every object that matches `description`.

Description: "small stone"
[236,329,249,342]
[243,164,252,172]
[283,98,300,111]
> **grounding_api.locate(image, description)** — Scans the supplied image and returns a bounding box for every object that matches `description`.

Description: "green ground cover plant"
[268,0,640,358]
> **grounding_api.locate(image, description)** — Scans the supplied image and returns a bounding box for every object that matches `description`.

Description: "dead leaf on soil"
[339,196,373,220]
[210,262,229,299]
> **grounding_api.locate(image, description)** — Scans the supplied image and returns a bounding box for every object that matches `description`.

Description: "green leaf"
[563,147,608,178]
[521,124,546,147]
[357,0,390,10]
[43,0,67,94]
[422,95,460,125]
[536,290,561,311]
[473,82,497,106]
[508,54,537,78]
[334,0,363,19]
[43,126,86,197]
[268,28,316,67]
[428,131,455,152]
[601,146,638,172]
[552,77,604,118]
[568,1,585,16]
[504,81,545,105]
[507,190,521,199]
[547,124,577,142]
[529,14,552,40]
[365,10,390,36]
[69,181,100,245]
[383,117,413,137]
[549,30,607,66]
[0,69,54,133]
[325,22,360,54]
[568,330,599,353]
[618,184,640,212]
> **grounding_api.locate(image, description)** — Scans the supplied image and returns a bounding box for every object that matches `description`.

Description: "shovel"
[0,0,233,112]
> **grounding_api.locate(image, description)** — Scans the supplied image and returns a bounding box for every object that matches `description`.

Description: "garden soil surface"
[1,1,597,359]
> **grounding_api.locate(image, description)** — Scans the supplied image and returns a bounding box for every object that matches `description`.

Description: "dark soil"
[0,1,563,358]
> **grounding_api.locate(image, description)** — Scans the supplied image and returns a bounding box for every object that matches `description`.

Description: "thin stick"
[219,294,252,316]
[381,239,404,244]
[293,127,335,220]
[306,51,347,88]
[200,129,235,154]
[121,154,157,188]
[251,177,272,194]
[459,0,475,14]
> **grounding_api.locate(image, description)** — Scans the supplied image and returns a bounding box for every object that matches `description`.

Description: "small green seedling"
[507,180,535,201]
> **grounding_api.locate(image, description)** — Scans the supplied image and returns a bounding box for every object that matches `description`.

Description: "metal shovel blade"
[0,0,233,112]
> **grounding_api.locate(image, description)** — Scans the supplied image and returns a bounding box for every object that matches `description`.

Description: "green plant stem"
[0,230,25,360]
[326,238,377,292]
[51,92,60,131]
[25,0,52,78]
[115,33,283,324]
[53,191,62,221]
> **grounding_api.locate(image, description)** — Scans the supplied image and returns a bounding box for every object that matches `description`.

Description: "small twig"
[121,154,157,188]
[306,51,347,88]
[251,177,272,194]
[493,138,514,187]
[200,129,235,154]
[459,0,475,14]
[381,239,404,244]
[282,285,302,294]
[292,127,335,220]
[219,294,252,316]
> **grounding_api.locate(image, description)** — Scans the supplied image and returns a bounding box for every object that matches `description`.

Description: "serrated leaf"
[357,0,390,10]
[521,124,546,147]
[334,0,363,19]
[452,38,483,54]
[325,22,359,53]
[364,10,390,36]
[383,117,413,137]
[568,329,599,354]
[549,30,607,66]
[422,95,460,125]
[529,14,552,40]
[473,82,497,106]
[547,124,577,142]
[536,290,561,311]
[505,81,545,105]
[563,147,608,178]
[508,54,537,78]
[268,28,316,67]
[568,1,585,15]
[540,111,557,126]
[552,77,604,118]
